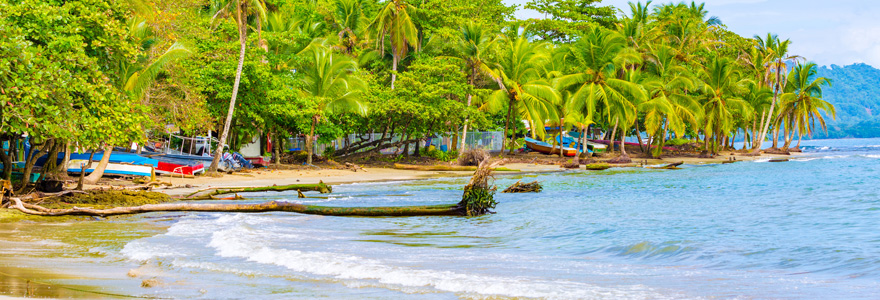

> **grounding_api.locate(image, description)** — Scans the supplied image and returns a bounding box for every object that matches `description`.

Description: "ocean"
[4,138,880,299]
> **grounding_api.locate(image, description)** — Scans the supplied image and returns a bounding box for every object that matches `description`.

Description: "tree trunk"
[76,151,95,190]
[619,126,628,156]
[307,115,318,165]
[501,98,514,157]
[20,142,48,193]
[634,122,645,153]
[42,139,60,180]
[753,61,782,153]
[771,121,780,149]
[210,2,247,172]
[273,132,281,166]
[796,131,803,149]
[0,137,15,181]
[60,141,71,173]
[391,52,399,90]
[460,68,476,154]
[608,118,618,155]
[84,145,113,184]
[656,118,670,158]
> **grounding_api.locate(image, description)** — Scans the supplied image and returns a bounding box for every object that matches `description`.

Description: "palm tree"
[486,30,560,157]
[446,22,498,153]
[208,0,268,172]
[752,33,799,152]
[332,0,370,54]
[298,45,368,165]
[557,26,645,158]
[696,56,751,154]
[780,62,835,149]
[641,43,700,157]
[367,0,419,90]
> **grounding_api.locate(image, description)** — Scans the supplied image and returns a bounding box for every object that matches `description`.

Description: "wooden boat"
[67,160,153,177]
[565,133,607,153]
[156,161,204,176]
[524,137,577,157]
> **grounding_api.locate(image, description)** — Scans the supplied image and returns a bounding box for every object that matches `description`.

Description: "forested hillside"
[815,63,880,138]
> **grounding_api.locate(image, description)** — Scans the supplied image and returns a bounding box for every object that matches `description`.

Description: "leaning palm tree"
[557,26,645,159]
[208,0,268,172]
[367,0,419,89]
[485,30,560,157]
[780,62,835,149]
[752,33,799,152]
[298,45,369,165]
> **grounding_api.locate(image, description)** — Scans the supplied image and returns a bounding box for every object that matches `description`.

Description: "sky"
[502,0,880,68]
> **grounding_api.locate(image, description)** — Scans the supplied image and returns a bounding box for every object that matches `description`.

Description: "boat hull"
[525,138,578,157]
[67,160,153,177]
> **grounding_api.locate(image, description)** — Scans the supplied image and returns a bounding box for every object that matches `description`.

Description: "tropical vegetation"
[0,0,840,182]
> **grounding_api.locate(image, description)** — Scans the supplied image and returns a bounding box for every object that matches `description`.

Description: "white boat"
[67,160,153,177]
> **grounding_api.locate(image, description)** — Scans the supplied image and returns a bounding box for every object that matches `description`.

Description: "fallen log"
[646,161,684,170]
[393,163,519,172]
[502,180,542,193]
[9,198,464,217]
[184,182,332,200]
[769,158,789,162]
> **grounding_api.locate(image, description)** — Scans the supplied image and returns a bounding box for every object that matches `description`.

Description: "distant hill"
[812,63,880,139]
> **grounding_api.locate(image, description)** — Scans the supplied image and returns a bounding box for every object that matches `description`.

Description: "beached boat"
[524,137,578,157]
[565,133,607,153]
[588,139,676,152]
[67,160,153,177]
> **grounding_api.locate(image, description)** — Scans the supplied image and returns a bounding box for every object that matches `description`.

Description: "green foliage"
[814,63,880,138]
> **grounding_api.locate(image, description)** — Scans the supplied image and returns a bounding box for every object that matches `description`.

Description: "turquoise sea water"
[7,138,880,299]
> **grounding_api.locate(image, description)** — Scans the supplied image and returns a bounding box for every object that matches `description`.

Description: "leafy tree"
[367,0,419,89]
[524,0,616,42]
[780,62,835,148]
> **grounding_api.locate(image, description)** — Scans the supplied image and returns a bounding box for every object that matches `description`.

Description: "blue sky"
[503,0,880,68]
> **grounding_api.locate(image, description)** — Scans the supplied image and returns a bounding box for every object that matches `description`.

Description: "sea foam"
[204,223,667,299]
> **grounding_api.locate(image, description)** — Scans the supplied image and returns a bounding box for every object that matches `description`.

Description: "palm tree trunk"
[657,118,670,158]
[634,122,645,153]
[391,53,399,90]
[307,115,318,165]
[210,3,247,172]
[84,145,113,184]
[619,126,628,157]
[753,62,782,153]
[608,118,618,155]
[796,131,803,149]
[501,99,513,157]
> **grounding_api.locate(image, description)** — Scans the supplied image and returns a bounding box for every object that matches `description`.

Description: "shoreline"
[0,151,802,299]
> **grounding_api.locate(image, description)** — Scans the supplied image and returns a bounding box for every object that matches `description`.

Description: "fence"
[286,131,505,156]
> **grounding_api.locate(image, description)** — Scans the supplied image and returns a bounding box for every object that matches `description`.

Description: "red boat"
[155,161,204,176]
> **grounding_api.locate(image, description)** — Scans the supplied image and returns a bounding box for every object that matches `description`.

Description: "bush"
[323,146,336,160]
[457,148,489,166]
[419,147,457,162]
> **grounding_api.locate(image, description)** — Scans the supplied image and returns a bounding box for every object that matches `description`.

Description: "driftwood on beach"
[7,161,500,218]
[184,182,332,200]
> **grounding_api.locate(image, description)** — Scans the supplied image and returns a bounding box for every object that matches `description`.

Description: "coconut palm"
[367,0,419,90]
[445,22,498,153]
[696,56,751,154]
[486,30,560,157]
[557,26,645,158]
[207,0,268,172]
[641,43,700,157]
[299,45,368,165]
[779,62,835,149]
[752,33,799,152]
